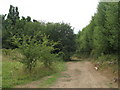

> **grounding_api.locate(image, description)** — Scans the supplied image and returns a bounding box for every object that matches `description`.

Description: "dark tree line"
[76,2,119,58]
[2,5,76,61]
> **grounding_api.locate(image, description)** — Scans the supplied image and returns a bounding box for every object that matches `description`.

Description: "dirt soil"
[50,61,117,88]
[15,60,118,88]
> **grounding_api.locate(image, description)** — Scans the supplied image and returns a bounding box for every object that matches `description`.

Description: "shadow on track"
[66,57,82,62]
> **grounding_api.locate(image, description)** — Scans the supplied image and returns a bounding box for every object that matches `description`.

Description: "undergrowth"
[2,49,65,88]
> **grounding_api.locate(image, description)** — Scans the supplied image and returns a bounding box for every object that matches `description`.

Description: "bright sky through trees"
[0,0,99,33]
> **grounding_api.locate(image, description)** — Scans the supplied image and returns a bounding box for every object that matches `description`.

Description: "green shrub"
[2,49,12,56]
[11,33,63,72]
[97,54,117,62]
[2,58,65,88]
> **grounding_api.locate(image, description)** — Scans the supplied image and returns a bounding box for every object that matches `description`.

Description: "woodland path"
[16,60,117,88]
[50,60,117,88]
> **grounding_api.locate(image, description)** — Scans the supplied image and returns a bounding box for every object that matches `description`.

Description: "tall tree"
[7,5,19,25]
[105,3,118,53]
[76,2,119,58]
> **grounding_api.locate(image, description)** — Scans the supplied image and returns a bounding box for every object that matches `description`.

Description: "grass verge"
[92,55,118,72]
[2,55,65,88]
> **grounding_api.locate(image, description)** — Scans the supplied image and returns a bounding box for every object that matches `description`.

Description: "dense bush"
[11,32,62,72]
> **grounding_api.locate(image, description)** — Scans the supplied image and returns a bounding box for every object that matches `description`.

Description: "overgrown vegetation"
[2,2,119,88]
[2,5,76,61]
[2,5,75,88]
[11,33,62,72]
[2,50,65,88]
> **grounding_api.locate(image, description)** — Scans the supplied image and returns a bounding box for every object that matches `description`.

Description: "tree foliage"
[2,5,76,61]
[11,32,61,72]
[76,2,119,58]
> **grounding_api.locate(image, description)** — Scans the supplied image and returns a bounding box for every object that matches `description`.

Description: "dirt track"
[16,60,117,88]
[50,61,117,88]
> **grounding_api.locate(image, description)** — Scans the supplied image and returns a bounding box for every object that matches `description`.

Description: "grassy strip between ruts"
[2,55,66,88]
[39,73,60,88]
[39,61,67,88]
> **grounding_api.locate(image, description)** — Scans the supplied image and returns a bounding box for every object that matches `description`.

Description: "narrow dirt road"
[50,61,117,88]
[16,60,117,88]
